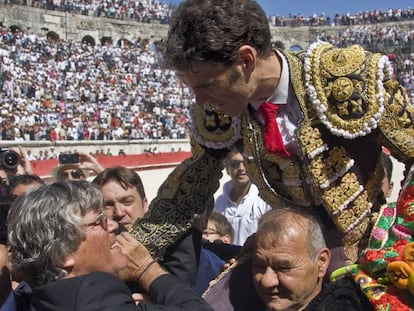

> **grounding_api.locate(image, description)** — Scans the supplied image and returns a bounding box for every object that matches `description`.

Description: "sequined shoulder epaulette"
[304,41,392,139]
[190,104,241,149]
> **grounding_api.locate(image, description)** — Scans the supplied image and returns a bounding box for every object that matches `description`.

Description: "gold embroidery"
[310,146,353,189]
[323,46,365,76]
[322,172,361,214]
[343,215,370,247]
[337,195,370,234]
[297,123,325,157]
[191,104,241,149]
[379,81,414,162]
[194,105,234,142]
[305,42,388,139]
[130,145,225,257]
[331,77,354,102]
[241,110,313,207]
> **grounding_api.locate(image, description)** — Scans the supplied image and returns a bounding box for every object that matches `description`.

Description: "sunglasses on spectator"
[84,212,108,231]
[58,169,84,180]
[228,159,245,169]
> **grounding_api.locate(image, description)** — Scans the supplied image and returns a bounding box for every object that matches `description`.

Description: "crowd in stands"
[0,27,192,143]
[4,0,414,28]
[269,7,414,27]
[0,5,413,147]
[317,23,414,104]
[4,0,173,24]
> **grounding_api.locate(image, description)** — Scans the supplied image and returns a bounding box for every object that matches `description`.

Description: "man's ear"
[238,45,256,71]
[62,256,75,270]
[143,197,149,213]
[317,248,331,278]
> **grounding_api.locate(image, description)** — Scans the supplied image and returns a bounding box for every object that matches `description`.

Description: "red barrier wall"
[31,151,192,178]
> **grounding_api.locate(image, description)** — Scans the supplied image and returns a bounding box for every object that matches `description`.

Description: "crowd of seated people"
[270,6,414,27]
[4,0,414,28]
[0,12,412,145]
[4,0,173,24]
[0,26,191,143]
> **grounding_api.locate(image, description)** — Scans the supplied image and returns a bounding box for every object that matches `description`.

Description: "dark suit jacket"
[27,271,212,311]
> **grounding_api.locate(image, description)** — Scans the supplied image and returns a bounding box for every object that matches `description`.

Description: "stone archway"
[117,38,132,48]
[46,31,60,41]
[8,24,23,34]
[101,36,113,46]
[82,35,96,46]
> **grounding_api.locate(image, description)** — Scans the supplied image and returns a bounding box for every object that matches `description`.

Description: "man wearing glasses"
[6,181,214,311]
[215,147,271,246]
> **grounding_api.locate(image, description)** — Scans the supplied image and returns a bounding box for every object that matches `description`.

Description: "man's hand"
[77,151,104,174]
[116,231,167,291]
[116,231,152,280]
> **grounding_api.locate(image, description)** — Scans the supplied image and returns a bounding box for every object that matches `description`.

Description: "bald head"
[255,207,327,260]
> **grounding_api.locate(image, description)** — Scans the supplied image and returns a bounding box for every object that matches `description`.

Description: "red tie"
[259,102,291,157]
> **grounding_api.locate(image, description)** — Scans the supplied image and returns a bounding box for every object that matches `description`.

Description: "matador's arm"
[129,139,227,258]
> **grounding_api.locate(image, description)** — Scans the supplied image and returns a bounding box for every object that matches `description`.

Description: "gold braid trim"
[201,259,240,299]
[241,110,314,207]
[304,42,391,139]
[130,141,225,257]
[190,104,241,149]
[244,49,377,248]
[378,79,414,163]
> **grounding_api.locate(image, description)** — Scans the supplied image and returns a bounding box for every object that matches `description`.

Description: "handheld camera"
[58,153,80,165]
[0,148,20,170]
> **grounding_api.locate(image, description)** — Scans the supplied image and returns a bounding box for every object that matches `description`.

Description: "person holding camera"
[50,151,104,181]
[0,146,34,184]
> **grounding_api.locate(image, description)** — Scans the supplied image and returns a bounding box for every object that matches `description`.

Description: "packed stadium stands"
[0,1,413,161]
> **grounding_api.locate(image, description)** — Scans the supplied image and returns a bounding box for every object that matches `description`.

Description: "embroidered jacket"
[130,42,414,261]
[190,42,414,256]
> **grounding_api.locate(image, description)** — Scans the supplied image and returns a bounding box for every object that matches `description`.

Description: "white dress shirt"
[251,50,302,157]
[214,181,272,246]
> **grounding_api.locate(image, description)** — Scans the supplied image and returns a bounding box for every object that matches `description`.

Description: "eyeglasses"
[228,159,244,169]
[58,169,84,180]
[84,212,108,231]
[202,228,222,237]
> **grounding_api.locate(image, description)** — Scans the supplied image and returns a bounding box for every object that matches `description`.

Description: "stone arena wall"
[1,5,413,51]
[0,139,191,158]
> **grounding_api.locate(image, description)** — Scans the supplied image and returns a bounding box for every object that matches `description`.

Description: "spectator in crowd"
[7,173,45,197]
[50,151,104,181]
[7,181,213,311]
[251,207,373,311]
[8,0,414,28]
[0,25,191,143]
[196,211,239,294]
[381,149,394,202]
[203,206,374,311]
[0,147,37,309]
[202,211,234,245]
[0,187,13,309]
[51,164,90,181]
[214,147,271,246]
[202,210,242,263]
[0,173,45,309]
[93,166,201,288]
[93,166,148,231]
[163,0,414,274]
